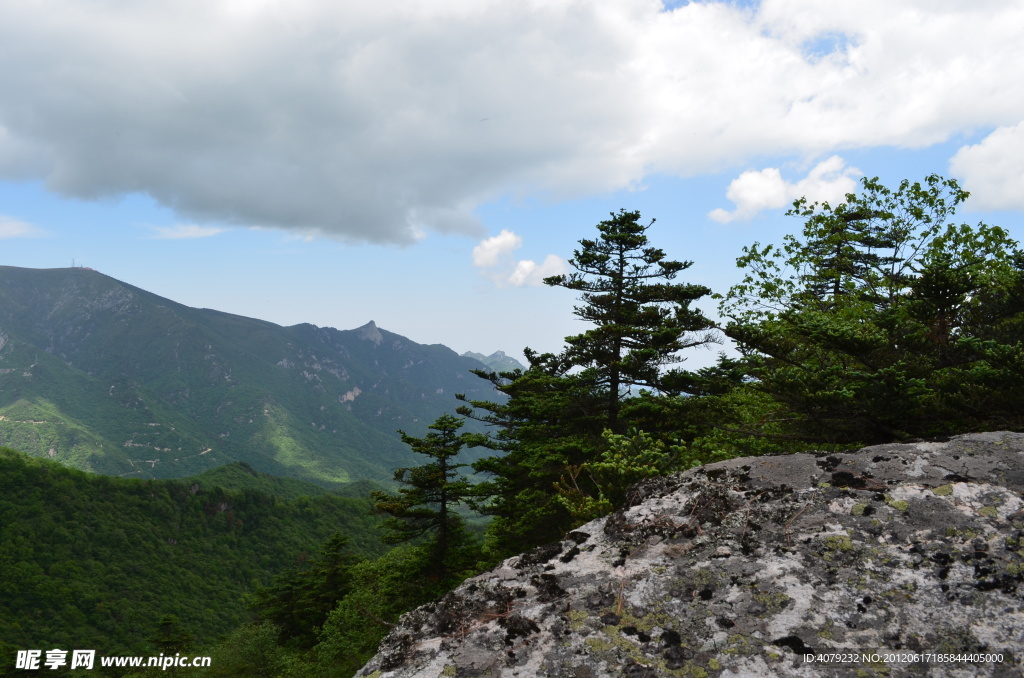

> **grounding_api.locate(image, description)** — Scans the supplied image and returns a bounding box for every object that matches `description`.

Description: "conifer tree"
[457,349,604,556]
[459,211,719,556]
[543,209,719,432]
[371,414,477,580]
[251,532,361,649]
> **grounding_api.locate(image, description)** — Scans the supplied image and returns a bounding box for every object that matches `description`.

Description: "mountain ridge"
[0,265,503,485]
[460,349,526,373]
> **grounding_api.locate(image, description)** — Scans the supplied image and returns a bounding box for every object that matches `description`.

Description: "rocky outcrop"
[357,432,1024,677]
[357,320,384,346]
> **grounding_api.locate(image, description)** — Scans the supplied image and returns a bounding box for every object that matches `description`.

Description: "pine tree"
[458,211,719,556]
[543,209,719,432]
[371,414,477,581]
[251,532,361,649]
[457,349,605,557]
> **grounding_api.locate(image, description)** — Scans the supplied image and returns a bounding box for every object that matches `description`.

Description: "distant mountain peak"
[460,350,525,372]
[355,320,383,345]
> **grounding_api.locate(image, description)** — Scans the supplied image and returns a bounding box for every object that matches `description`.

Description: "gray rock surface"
[357,432,1024,677]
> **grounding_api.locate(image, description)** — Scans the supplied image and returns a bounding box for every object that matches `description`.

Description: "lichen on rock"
[357,432,1024,677]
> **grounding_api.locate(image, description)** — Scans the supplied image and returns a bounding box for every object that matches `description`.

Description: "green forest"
[0,450,385,676]
[3,175,1023,676]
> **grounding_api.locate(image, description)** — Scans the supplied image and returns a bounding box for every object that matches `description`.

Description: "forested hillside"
[0,447,384,671]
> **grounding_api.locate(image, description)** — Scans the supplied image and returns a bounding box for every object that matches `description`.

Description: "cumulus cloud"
[472,229,567,287]
[0,215,46,238]
[0,1,1022,243]
[709,156,861,223]
[150,224,226,239]
[949,122,1024,211]
[472,230,522,268]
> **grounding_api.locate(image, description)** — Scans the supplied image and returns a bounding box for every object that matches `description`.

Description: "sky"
[1,0,1023,369]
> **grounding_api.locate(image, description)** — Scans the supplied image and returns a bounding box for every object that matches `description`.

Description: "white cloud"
[709,156,860,223]
[472,230,522,268]
[0,215,46,238]
[949,121,1024,211]
[0,1,1022,244]
[150,224,226,239]
[472,229,567,287]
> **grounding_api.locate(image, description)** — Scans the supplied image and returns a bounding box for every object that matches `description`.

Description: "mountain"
[0,266,499,485]
[0,446,384,662]
[460,350,526,372]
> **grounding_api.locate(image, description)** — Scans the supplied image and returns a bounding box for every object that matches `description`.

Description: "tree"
[371,414,478,581]
[553,428,686,522]
[199,622,298,678]
[250,532,362,649]
[312,544,445,677]
[904,223,1024,431]
[718,175,1024,445]
[150,614,193,652]
[458,211,720,555]
[457,349,606,557]
[543,209,719,432]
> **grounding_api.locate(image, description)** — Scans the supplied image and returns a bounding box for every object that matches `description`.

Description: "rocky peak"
[356,320,384,346]
[460,350,526,372]
[358,432,1024,677]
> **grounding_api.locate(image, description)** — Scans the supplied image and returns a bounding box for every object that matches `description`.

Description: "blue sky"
[2,0,1023,368]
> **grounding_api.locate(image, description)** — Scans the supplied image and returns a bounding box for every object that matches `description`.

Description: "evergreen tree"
[457,350,605,557]
[371,414,478,581]
[543,209,719,432]
[147,614,194,676]
[312,544,446,677]
[250,532,362,649]
[459,211,719,555]
[718,175,1024,444]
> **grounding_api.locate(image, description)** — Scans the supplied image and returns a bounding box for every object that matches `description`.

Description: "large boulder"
[358,432,1024,677]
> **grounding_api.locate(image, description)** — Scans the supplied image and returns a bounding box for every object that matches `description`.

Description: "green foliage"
[149,615,195,655]
[554,427,739,523]
[0,447,384,670]
[186,462,337,503]
[719,175,1024,445]
[211,532,482,678]
[461,211,721,557]
[457,351,606,558]
[675,385,815,458]
[554,429,680,521]
[310,544,450,677]
[544,209,719,432]
[372,414,480,581]
[194,622,300,678]
[250,533,363,649]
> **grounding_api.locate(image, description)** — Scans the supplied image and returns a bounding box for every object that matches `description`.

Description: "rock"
[356,432,1024,677]
[357,320,384,346]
